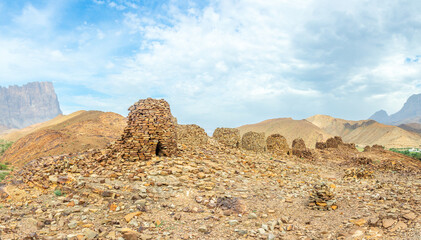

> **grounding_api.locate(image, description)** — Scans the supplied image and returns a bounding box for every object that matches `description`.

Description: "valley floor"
[0,141,420,240]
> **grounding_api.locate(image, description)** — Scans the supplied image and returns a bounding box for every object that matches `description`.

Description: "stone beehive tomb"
[114,98,178,161]
[213,128,240,148]
[241,131,266,153]
[292,138,312,158]
[316,136,356,151]
[364,144,384,152]
[176,124,208,146]
[266,134,290,155]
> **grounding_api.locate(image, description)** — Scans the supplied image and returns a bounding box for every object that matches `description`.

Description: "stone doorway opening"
[156,141,164,156]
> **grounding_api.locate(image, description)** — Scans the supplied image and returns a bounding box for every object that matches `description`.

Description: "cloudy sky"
[1,0,421,132]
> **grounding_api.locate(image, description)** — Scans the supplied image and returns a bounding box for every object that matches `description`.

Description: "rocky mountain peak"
[369,93,421,125]
[390,93,421,121]
[0,81,62,129]
[369,110,389,124]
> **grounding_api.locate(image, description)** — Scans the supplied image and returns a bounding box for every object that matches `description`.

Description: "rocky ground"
[0,140,420,240]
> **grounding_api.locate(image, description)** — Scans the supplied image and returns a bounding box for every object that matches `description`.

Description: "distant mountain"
[369,93,421,125]
[307,115,421,148]
[0,82,62,129]
[398,122,421,134]
[369,110,389,124]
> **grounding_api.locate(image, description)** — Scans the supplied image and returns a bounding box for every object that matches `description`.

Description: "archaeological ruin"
[241,131,266,153]
[110,98,178,161]
[213,128,240,148]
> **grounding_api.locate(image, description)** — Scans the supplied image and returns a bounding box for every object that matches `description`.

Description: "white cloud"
[3,0,421,131]
[98,0,332,129]
[93,0,105,5]
[13,3,53,29]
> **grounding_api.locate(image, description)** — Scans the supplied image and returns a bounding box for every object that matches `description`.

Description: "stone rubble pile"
[308,183,337,211]
[352,156,373,165]
[344,167,374,179]
[316,136,356,150]
[315,142,327,149]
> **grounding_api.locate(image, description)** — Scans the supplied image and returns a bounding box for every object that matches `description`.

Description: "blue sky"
[1,0,421,132]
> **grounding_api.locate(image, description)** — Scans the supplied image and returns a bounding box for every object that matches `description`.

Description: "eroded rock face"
[0,82,62,129]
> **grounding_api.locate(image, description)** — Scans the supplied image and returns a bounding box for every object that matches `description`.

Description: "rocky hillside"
[1,111,89,142]
[237,118,332,149]
[398,122,421,134]
[0,111,126,167]
[370,93,421,125]
[0,82,62,129]
[307,115,421,148]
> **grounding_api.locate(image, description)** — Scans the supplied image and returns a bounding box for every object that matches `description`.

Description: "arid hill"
[0,111,90,142]
[398,122,421,134]
[237,118,332,148]
[0,111,126,167]
[307,114,421,148]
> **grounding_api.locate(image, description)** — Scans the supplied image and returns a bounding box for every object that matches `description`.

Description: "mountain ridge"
[237,114,421,149]
[370,93,421,125]
[307,114,421,148]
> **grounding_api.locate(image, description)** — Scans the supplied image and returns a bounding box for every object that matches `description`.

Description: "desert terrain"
[0,98,420,240]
